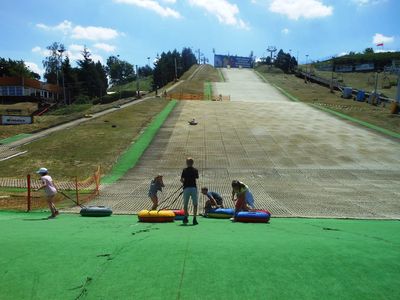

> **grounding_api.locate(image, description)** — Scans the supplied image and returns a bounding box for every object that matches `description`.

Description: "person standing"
[181,157,199,225]
[148,174,165,210]
[35,167,58,219]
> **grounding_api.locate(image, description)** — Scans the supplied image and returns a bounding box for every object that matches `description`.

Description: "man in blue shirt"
[201,187,223,214]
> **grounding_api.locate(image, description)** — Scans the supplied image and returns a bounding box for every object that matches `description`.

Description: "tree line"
[258,49,298,73]
[1,43,198,104]
[0,58,40,79]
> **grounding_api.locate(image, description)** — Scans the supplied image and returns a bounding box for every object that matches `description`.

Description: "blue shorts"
[183,187,198,207]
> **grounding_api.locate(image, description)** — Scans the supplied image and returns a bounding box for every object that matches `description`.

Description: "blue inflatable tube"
[206,208,234,219]
[235,210,271,223]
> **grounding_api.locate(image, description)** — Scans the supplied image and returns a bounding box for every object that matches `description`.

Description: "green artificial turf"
[0,211,399,300]
[101,100,177,184]
[0,133,32,145]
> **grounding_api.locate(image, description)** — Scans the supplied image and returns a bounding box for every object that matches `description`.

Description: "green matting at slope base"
[0,133,32,145]
[0,211,399,300]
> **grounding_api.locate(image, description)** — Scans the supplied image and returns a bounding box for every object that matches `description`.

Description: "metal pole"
[27,174,31,212]
[174,57,178,81]
[58,49,66,105]
[330,57,335,93]
[396,72,400,103]
[75,177,79,206]
[136,65,140,98]
[374,72,379,95]
[197,49,201,64]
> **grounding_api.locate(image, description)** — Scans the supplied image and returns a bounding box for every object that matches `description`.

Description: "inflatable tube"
[80,206,113,217]
[138,210,175,223]
[171,209,185,220]
[206,208,235,219]
[235,210,271,223]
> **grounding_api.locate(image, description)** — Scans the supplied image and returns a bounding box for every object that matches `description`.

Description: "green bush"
[50,104,92,115]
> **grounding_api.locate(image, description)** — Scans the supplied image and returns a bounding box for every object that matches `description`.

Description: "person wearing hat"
[35,167,58,219]
[148,174,165,210]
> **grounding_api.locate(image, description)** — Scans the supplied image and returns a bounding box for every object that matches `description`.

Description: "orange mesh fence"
[167,93,204,100]
[0,166,101,211]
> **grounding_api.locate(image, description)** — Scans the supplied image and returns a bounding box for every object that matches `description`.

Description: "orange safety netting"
[0,166,100,211]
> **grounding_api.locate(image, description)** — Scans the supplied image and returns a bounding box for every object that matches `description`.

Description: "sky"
[0,0,399,78]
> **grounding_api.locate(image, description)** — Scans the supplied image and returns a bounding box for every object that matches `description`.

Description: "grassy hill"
[108,76,153,93]
[169,64,221,95]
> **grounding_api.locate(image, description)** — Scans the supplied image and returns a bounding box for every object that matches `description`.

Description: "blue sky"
[0,0,399,77]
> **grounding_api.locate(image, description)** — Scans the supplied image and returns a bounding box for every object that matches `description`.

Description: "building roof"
[0,77,61,93]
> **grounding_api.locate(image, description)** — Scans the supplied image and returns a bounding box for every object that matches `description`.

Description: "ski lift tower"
[267,46,277,65]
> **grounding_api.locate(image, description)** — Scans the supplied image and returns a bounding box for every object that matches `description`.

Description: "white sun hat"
[36,167,48,174]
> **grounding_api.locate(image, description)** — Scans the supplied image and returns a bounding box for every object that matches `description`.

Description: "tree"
[0,57,37,78]
[273,49,297,73]
[77,47,108,98]
[153,47,196,88]
[181,47,197,73]
[62,56,79,103]
[43,42,65,84]
[364,47,374,54]
[138,65,153,77]
[106,56,135,85]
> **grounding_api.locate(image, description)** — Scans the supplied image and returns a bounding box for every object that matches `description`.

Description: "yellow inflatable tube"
[138,210,175,222]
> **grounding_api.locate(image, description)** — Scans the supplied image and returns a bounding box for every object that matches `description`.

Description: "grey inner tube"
[80,206,113,217]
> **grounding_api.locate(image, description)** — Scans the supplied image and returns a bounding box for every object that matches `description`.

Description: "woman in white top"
[36,167,58,219]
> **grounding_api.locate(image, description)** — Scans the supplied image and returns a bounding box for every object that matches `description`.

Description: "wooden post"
[27,174,31,212]
[95,167,100,195]
[75,177,79,206]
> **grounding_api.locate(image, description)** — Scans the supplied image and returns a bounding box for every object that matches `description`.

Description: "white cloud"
[31,46,41,53]
[65,45,104,63]
[372,33,394,45]
[91,54,104,63]
[31,46,52,56]
[269,0,333,20]
[36,20,72,34]
[114,0,181,18]
[375,49,397,53]
[352,0,386,6]
[281,28,290,34]
[94,43,116,52]
[188,0,249,29]
[25,62,44,76]
[71,26,119,41]
[36,20,119,41]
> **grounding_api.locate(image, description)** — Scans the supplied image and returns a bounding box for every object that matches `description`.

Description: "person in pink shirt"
[35,167,59,219]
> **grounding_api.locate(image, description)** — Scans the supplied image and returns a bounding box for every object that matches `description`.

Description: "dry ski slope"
[91,68,400,219]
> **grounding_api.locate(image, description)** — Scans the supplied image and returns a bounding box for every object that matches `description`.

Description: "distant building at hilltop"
[214,54,254,68]
[0,77,61,103]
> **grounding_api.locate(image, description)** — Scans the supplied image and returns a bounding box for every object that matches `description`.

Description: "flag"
[376,43,384,46]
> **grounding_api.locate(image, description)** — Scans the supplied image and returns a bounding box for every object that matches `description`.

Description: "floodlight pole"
[136,65,140,98]
[396,72,400,103]
[330,57,335,93]
[174,57,178,81]
[58,49,67,105]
